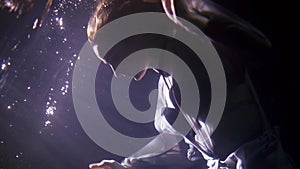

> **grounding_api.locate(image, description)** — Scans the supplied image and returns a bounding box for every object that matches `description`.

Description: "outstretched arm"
[90,160,128,169]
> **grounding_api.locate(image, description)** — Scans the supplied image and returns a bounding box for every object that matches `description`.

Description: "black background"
[216,0,299,164]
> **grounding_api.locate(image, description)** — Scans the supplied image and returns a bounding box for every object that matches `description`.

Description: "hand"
[89,160,127,169]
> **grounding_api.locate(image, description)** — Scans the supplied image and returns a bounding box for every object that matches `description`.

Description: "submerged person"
[87,0,296,169]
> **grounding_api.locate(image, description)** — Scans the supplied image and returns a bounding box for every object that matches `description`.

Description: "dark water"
[0,0,299,169]
[0,1,124,169]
